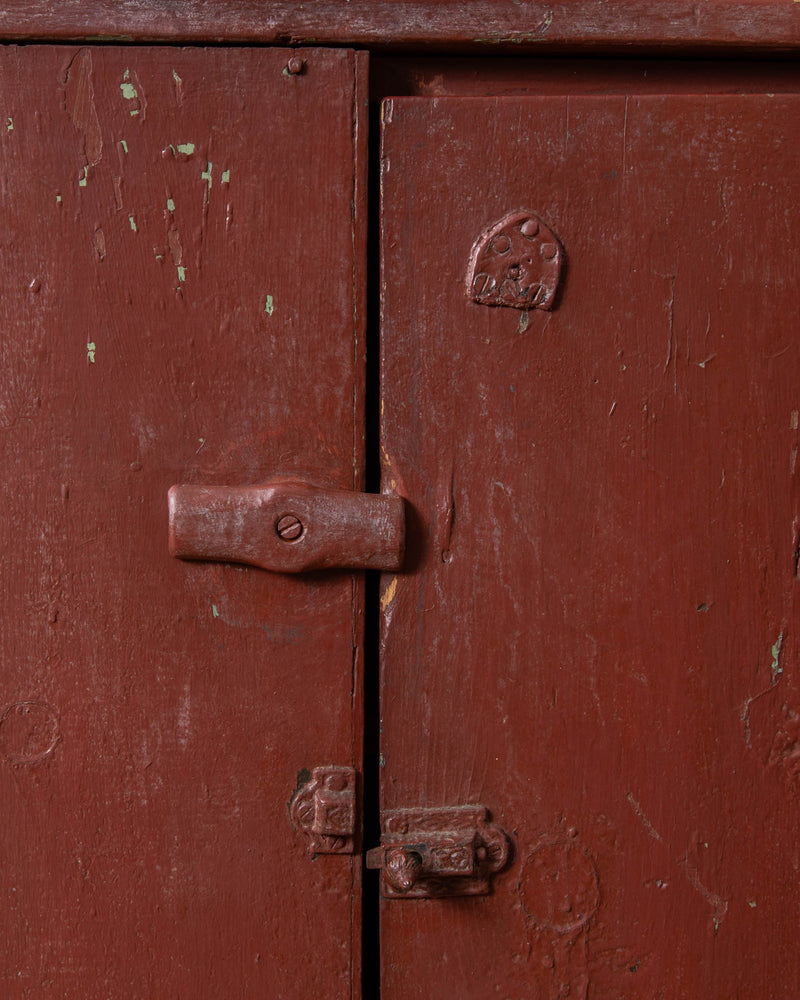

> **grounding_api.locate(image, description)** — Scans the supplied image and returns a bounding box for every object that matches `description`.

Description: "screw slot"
[276,514,303,541]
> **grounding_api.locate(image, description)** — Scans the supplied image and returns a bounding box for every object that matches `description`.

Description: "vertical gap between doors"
[361,89,384,1000]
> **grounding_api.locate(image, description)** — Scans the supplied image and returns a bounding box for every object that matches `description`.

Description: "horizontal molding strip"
[0,0,797,53]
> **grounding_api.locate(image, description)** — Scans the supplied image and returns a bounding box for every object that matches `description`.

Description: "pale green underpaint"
[221,169,231,184]
[6,117,13,131]
[86,342,96,363]
[771,631,784,681]
[201,161,213,191]
[211,604,220,618]
[56,194,62,204]
[78,166,88,187]
[172,69,182,87]
[120,81,138,100]
[130,109,139,118]
[177,142,195,155]
[167,198,175,212]
[177,266,186,282]
[120,139,128,154]
[264,295,274,316]
[129,215,137,232]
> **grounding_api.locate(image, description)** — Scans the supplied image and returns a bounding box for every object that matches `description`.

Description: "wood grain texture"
[0,0,797,52]
[0,45,366,998]
[380,92,800,997]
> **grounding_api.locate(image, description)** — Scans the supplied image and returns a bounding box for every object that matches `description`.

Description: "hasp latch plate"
[366,804,511,898]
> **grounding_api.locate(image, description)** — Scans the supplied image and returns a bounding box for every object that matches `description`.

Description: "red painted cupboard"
[0,5,798,998]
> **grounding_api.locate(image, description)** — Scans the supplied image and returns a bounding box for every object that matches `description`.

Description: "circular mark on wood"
[0,701,60,765]
[521,841,600,933]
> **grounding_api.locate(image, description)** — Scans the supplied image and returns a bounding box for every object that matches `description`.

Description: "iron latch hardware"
[168,476,405,573]
[290,765,358,855]
[366,804,511,898]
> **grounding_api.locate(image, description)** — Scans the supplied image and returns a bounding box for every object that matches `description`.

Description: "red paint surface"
[0,1,798,53]
[0,45,367,997]
[380,93,800,997]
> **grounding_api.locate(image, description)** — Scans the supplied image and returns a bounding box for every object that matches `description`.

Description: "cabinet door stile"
[380,91,800,998]
[0,45,367,999]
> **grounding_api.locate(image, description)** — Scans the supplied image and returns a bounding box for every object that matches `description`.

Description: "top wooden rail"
[0,0,797,53]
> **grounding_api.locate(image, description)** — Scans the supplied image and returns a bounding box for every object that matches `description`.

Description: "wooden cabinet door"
[0,45,367,998]
[380,92,800,997]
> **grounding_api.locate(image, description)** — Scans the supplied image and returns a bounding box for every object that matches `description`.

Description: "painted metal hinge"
[290,766,358,855]
[366,804,511,898]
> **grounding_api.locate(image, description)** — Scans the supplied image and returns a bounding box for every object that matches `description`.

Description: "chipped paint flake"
[177,142,195,155]
[78,165,88,188]
[119,139,128,154]
[380,577,398,612]
[264,294,274,316]
[211,604,219,618]
[177,266,186,282]
[6,117,13,131]
[119,70,138,102]
[221,169,231,184]
[129,215,137,232]
[56,194,62,204]
[167,198,175,212]
[201,161,213,191]
[771,631,784,681]
[86,342,96,363]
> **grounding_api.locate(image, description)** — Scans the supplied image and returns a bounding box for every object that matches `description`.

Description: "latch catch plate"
[290,765,358,855]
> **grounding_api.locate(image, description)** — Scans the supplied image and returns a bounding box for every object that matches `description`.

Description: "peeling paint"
[626,792,662,841]
[56,194,62,204]
[6,117,13,131]
[167,198,175,212]
[177,266,186,282]
[221,169,231,184]
[129,215,137,232]
[177,142,195,155]
[380,577,398,612]
[172,68,184,104]
[119,139,128,154]
[93,228,106,260]
[201,161,213,191]
[264,295,274,316]
[65,48,103,185]
[86,342,96,363]
[119,69,145,119]
[771,631,784,681]
[678,852,728,930]
[211,604,219,618]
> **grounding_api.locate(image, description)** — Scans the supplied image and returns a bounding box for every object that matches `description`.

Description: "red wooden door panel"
[380,94,800,997]
[0,45,367,998]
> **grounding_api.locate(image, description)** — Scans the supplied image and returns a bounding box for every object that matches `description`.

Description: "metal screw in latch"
[285,56,305,76]
[276,514,303,541]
